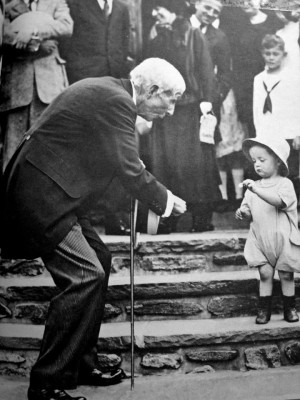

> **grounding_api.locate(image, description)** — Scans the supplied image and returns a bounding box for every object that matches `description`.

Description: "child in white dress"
[236,137,300,324]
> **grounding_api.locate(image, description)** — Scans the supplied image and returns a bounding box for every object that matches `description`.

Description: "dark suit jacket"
[0,78,168,259]
[204,24,232,106]
[61,0,130,83]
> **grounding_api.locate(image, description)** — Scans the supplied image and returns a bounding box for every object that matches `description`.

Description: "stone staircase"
[1,230,300,378]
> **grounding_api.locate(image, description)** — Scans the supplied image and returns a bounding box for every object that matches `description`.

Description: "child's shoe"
[283,295,299,323]
[256,296,272,324]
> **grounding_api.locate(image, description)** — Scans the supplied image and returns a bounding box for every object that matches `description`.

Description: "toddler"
[236,137,299,324]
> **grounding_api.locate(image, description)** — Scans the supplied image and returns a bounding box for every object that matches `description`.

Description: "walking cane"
[130,197,138,390]
[129,198,159,390]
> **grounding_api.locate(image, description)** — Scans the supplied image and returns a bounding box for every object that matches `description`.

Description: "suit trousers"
[30,219,111,390]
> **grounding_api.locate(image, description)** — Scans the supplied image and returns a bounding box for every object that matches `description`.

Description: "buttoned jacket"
[0,0,73,112]
[62,0,130,83]
[0,78,168,259]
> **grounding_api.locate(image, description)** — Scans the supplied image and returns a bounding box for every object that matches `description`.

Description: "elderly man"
[0,58,186,400]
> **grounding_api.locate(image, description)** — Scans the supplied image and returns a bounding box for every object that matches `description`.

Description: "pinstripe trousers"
[30,219,111,390]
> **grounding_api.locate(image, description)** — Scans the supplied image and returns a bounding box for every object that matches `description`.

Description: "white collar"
[97,0,113,14]
[190,14,210,33]
[130,80,137,105]
[190,14,201,29]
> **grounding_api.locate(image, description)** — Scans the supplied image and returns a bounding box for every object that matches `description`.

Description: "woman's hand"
[292,136,300,151]
[12,27,34,49]
[200,102,212,116]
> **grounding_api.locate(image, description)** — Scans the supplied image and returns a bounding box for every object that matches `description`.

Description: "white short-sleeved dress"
[241,177,300,272]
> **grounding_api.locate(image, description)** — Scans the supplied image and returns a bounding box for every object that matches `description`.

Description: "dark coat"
[61,0,130,83]
[204,24,232,106]
[147,17,215,104]
[0,77,168,259]
[147,17,221,205]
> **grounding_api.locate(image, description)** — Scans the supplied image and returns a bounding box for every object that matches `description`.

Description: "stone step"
[0,231,249,278]
[2,365,300,400]
[1,271,300,324]
[104,230,247,255]
[1,316,300,377]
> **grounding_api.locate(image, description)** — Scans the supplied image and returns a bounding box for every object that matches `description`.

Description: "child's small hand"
[235,208,244,220]
[236,206,252,221]
[240,179,257,193]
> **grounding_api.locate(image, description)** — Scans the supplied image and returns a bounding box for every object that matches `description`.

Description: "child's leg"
[258,263,275,296]
[278,270,299,323]
[256,264,274,324]
[278,270,295,296]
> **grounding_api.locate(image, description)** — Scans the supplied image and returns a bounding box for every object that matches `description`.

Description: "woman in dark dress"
[147,0,221,232]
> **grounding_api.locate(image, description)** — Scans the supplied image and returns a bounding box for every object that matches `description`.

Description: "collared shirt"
[253,67,300,140]
[97,0,113,16]
[190,14,219,33]
[130,80,137,105]
[130,80,174,217]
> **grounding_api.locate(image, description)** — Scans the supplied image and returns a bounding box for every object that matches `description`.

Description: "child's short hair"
[261,34,285,52]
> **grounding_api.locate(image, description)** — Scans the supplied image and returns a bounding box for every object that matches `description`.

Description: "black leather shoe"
[255,296,272,324]
[284,307,299,323]
[78,368,125,386]
[28,387,86,400]
[256,308,271,324]
[283,295,299,323]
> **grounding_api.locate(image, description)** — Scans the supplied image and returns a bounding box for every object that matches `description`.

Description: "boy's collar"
[130,80,137,105]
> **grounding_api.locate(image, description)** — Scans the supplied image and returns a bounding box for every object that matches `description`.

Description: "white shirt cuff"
[162,190,174,218]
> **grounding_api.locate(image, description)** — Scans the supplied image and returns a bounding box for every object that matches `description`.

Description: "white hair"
[130,58,186,95]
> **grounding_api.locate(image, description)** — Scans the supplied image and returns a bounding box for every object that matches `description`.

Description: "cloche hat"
[242,136,290,176]
[154,0,190,16]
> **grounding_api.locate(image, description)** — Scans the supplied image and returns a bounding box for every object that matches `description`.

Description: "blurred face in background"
[242,0,261,16]
[152,6,175,25]
[194,0,222,26]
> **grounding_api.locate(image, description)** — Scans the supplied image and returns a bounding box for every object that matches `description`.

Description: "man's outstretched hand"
[172,195,187,216]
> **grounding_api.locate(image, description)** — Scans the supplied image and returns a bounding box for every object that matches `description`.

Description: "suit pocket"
[26,139,82,198]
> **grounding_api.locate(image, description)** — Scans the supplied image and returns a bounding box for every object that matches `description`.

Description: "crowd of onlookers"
[1,0,300,233]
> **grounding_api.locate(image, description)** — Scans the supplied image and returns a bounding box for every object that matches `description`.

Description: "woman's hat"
[154,0,190,16]
[242,136,290,176]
